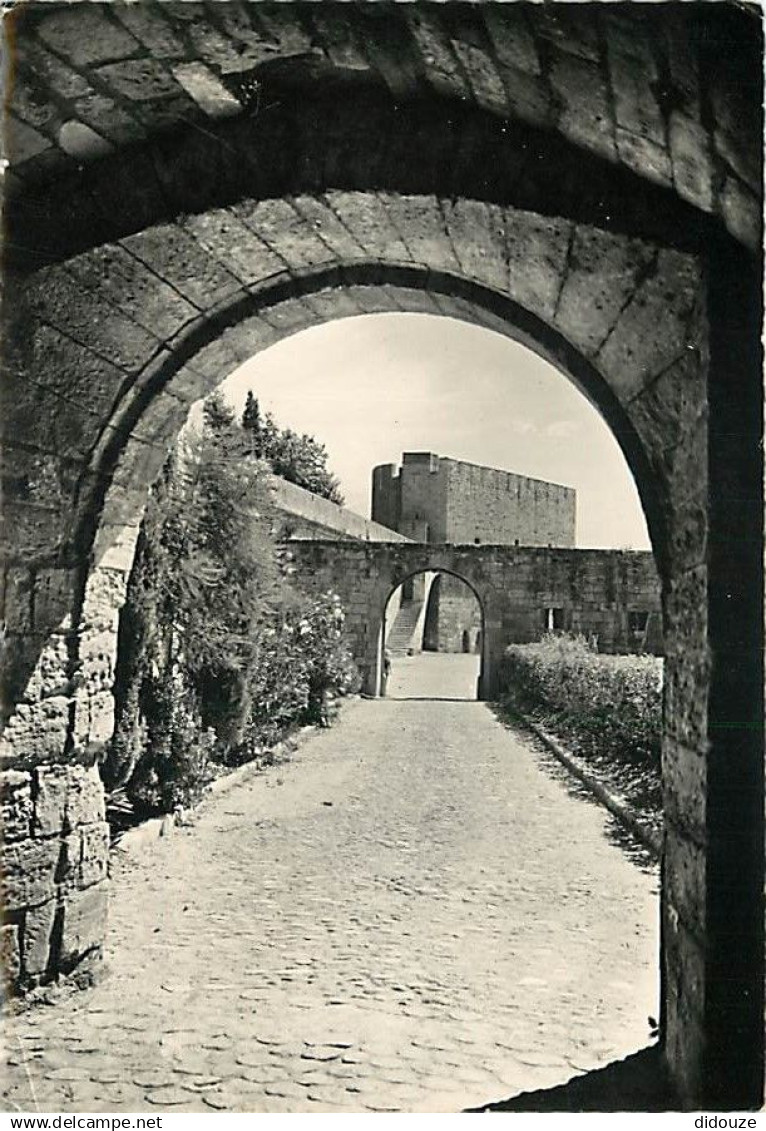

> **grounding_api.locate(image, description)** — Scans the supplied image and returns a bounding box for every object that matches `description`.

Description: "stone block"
[301,287,362,325]
[1,922,21,986]
[66,765,107,830]
[18,41,91,101]
[78,823,110,889]
[260,297,320,336]
[181,207,285,285]
[59,883,108,965]
[1,770,33,842]
[253,5,313,55]
[3,570,33,635]
[37,7,140,68]
[663,900,706,1103]
[91,525,141,576]
[443,199,507,292]
[69,244,197,342]
[549,51,616,164]
[665,824,706,939]
[171,63,242,119]
[2,838,60,913]
[28,323,128,426]
[220,316,280,365]
[183,337,240,386]
[491,63,556,130]
[669,112,713,213]
[109,437,173,497]
[380,195,457,274]
[169,363,217,406]
[666,496,708,575]
[185,19,253,74]
[27,268,158,376]
[608,43,664,144]
[597,249,702,402]
[628,353,708,469]
[718,176,761,253]
[72,91,147,148]
[3,697,71,769]
[212,3,279,64]
[10,77,61,137]
[450,37,507,112]
[307,7,370,72]
[59,830,83,887]
[95,58,182,102]
[235,198,335,271]
[555,226,656,357]
[505,208,572,324]
[335,191,415,264]
[131,390,191,447]
[533,6,601,62]
[663,735,707,839]
[112,3,187,59]
[482,7,540,76]
[340,284,403,316]
[5,114,52,164]
[291,195,366,262]
[22,898,57,977]
[32,569,77,639]
[615,129,673,189]
[34,765,69,836]
[121,223,242,311]
[72,690,116,755]
[404,8,471,101]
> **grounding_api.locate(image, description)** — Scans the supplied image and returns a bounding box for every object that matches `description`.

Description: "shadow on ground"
[384,695,475,702]
[465,1046,679,1112]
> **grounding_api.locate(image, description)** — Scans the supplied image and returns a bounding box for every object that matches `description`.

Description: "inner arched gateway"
[383,569,486,702]
[0,3,762,1110]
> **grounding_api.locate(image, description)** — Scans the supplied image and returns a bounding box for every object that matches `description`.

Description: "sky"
[217,313,651,551]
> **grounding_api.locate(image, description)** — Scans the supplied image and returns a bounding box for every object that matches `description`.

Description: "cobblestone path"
[3,658,658,1113]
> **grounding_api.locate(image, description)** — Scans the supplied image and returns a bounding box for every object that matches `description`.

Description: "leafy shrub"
[500,633,662,793]
[125,665,217,816]
[106,395,359,813]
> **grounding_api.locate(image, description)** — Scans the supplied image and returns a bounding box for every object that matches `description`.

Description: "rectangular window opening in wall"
[545,607,565,632]
[629,610,649,633]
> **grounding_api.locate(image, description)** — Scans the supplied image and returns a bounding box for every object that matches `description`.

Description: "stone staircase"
[387,600,425,656]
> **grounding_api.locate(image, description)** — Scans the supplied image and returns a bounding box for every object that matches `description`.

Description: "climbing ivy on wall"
[104,394,359,816]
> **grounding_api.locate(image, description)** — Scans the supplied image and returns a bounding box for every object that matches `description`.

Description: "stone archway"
[1,4,762,1109]
[380,567,487,701]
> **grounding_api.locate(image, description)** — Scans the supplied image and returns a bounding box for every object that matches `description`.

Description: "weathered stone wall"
[282,541,663,699]
[373,452,575,548]
[5,3,760,252]
[1,762,108,993]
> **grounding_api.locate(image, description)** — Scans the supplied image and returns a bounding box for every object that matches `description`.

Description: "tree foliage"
[242,390,344,505]
[104,392,358,815]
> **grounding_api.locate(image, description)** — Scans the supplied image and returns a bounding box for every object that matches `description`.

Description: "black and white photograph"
[0,0,763,1116]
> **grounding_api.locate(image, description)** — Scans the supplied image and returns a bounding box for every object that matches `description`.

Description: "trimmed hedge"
[499,634,662,819]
